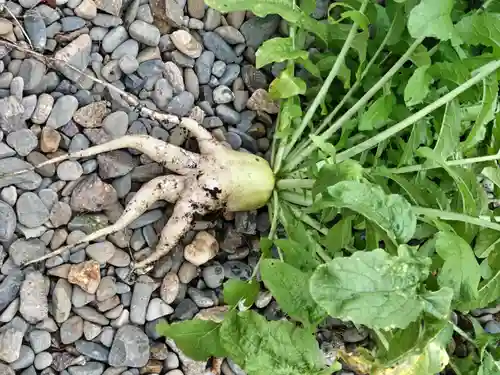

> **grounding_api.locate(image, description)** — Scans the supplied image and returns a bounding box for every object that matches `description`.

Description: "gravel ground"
[0,0,496,374]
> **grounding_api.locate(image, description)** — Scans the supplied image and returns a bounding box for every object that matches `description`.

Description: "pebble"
[24,10,47,51]
[167,91,195,116]
[60,315,84,344]
[73,101,109,128]
[216,104,241,125]
[18,58,46,91]
[118,55,139,74]
[70,174,118,212]
[187,0,205,18]
[129,20,160,46]
[204,8,221,30]
[86,241,116,263]
[164,61,185,94]
[0,317,27,363]
[172,299,198,320]
[61,16,87,32]
[34,352,53,370]
[240,15,280,48]
[46,95,79,129]
[54,34,92,83]
[171,30,202,58]
[97,150,135,178]
[68,362,105,375]
[0,201,15,241]
[485,320,500,334]
[130,275,155,325]
[146,298,174,321]
[184,231,219,266]
[20,271,49,324]
[219,63,240,86]
[203,32,239,63]
[52,278,72,323]
[93,0,122,16]
[202,263,225,288]
[10,345,34,370]
[213,85,235,104]
[75,0,97,19]
[108,325,150,367]
[57,160,84,181]
[31,93,54,124]
[224,261,252,281]
[195,51,214,85]
[6,129,37,156]
[75,339,109,361]
[112,39,139,60]
[28,330,51,354]
[0,299,19,323]
[102,26,129,53]
[215,26,245,45]
[160,272,180,304]
[16,192,50,228]
[212,60,226,77]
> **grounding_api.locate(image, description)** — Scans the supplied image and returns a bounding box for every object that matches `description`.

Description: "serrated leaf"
[475,228,500,258]
[455,12,500,50]
[157,320,227,360]
[260,259,326,327]
[433,99,461,160]
[320,181,416,244]
[274,239,321,273]
[462,76,498,151]
[219,310,326,374]
[359,95,395,131]
[269,71,307,99]
[404,65,433,106]
[310,248,430,329]
[461,270,500,311]
[255,37,309,69]
[407,0,457,41]
[223,279,260,308]
[435,231,480,305]
[398,119,431,166]
[204,0,330,43]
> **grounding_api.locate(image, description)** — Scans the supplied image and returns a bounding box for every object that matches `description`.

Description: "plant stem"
[280,191,313,206]
[287,204,328,235]
[413,206,500,232]
[283,37,425,172]
[279,0,369,168]
[268,190,281,239]
[385,153,500,174]
[276,178,315,190]
[291,10,398,157]
[335,60,500,163]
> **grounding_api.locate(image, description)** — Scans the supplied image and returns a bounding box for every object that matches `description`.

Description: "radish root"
[0,39,275,274]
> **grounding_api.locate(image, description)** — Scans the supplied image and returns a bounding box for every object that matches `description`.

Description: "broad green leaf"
[433,99,461,160]
[482,167,500,190]
[255,37,308,69]
[407,0,456,41]
[300,0,316,15]
[220,310,326,374]
[321,181,416,243]
[462,76,498,151]
[478,352,500,375]
[223,279,260,308]
[310,247,431,329]
[312,160,364,197]
[435,231,480,305]
[157,320,227,360]
[404,65,433,106]
[269,71,307,99]
[359,95,395,131]
[475,228,500,258]
[421,288,454,318]
[260,259,326,327]
[204,0,330,43]
[428,62,469,89]
[455,12,500,50]
[274,238,321,273]
[322,216,354,254]
[461,270,500,311]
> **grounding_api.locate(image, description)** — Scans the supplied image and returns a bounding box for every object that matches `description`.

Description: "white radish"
[14,118,275,273]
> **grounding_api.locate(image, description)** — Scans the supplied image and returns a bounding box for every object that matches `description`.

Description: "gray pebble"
[213,85,234,104]
[240,15,280,48]
[0,201,15,241]
[211,60,226,77]
[202,31,239,63]
[74,340,109,362]
[34,352,52,370]
[164,61,185,94]
[167,91,195,116]
[10,345,34,370]
[108,325,150,367]
[102,26,129,53]
[112,39,139,60]
[216,104,240,125]
[57,160,83,181]
[61,16,86,32]
[49,201,72,227]
[204,8,221,30]
[172,50,195,68]
[129,20,160,46]
[20,271,49,324]
[68,362,105,375]
[52,278,72,323]
[28,330,51,354]
[6,129,37,156]
[195,51,214,85]
[24,9,47,51]
[118,55,139,74]
[130,275,155,325]
[16,192,49,228]
[184,68,199,99]
[219,63,240,86]
[172,299,198,320]
[46,95,79,129]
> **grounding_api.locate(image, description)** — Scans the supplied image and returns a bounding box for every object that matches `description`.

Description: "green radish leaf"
[204,0,330,43]
[312,160,364,197]
[297,57,321,78]
[407,0,457,41]
[398,119,431,166]
[359,95,395,131]
[320,181,416,244]
[269,71,307,99]
[223,279,260,308]
[482,166,500,190]
[461,76,498,151]
[310,247,431,329]
[478,352,500,375]
[421,288,454,318]
[255,37,309,69]
[474,228,500,258]
[322,216,354,254]
[428,62,470,89]
[300,0,316,15]
[433,99,461,160]
[434,231,480,305]
[219,310,326,374]
[316,55,351,88]
[460,269,500,311]
[455,12,500,50]
[309,135,336,158]
[274,238,321,273]
[157,320,227,360]
[404,65,433,106]
[260,259,326,327]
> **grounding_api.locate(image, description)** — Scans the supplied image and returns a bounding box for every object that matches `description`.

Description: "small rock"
[216,104,240,125]
[0,97,22,132]
[130,275,156,325]
[40,127,61,153]
[202,263,224,288]
[129,20,160,46]
[46,95,79,129]
[485,320,500,334]
[242,65,268,92]
[75,0,97,19]
[187,0,204,18]
[167,91,195,116]
[10,345,34,370]
[172,299,198,320]
[118,55,139,74]
[73,101,109,128]
[24,10,47,51]
[86,241,116,263]
[211,60,226,77]
[75,340,109,362]
[224,261,252,281]
[29,330,51,354]
[0,201,15,241]
[54,35,92,84]
[31,93,54,125]
[102,26,129,53]
[52,278,72,323]
[6,129,37,157]
[215,26,245,45]
[96,276,117,301]
[213,85,234,104]
[84,321,102,340]
[240,15,280,48]
[57,160,83,181]
[16,192,49,228]
[204,8,221,30]
[171,30,202,58]
[247,89,279,114]
[93,0,122,16]
[97,151,135,179]
[112,39,139,60]
[60,315,84,344]
[68,260,101,294]
[164,61,185,94]
[343,327,369,343]
[0,317,28,363]
[18,59,46,91]
[20,271,49,324]
[34,352,52,370]
[49,201,72,227]
[9,239,46,266]
[70,174,118,212]
[202,32,238,63]
[68,362,105,375]
[146,298,173,321]
[195,51,214,85]
[184,231,219,266]
[160,272,180,304]
[108,325,150,367]
[61,16,87,32]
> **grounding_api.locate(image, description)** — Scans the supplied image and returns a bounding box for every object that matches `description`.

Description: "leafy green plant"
[159,0,500,373]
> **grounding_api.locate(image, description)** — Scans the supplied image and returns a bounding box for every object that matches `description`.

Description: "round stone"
[57,160,83,181]
[170,30,202,58]
[16,192,49,228]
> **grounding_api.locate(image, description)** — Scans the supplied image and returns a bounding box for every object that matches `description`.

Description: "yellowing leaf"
[269,71,307,99]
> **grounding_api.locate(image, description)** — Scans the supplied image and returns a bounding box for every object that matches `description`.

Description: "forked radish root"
[10,118,275,272]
